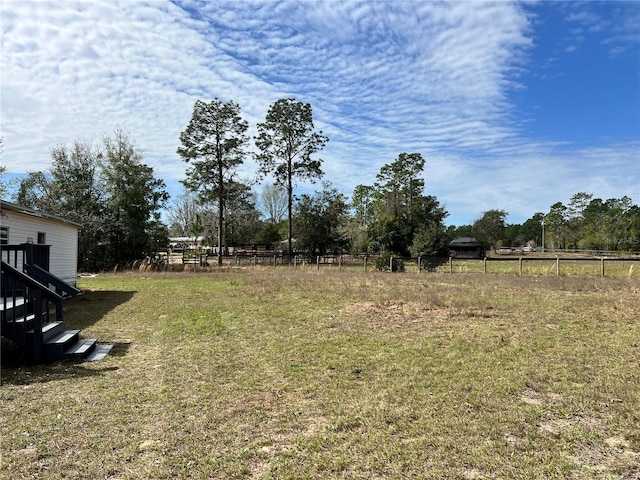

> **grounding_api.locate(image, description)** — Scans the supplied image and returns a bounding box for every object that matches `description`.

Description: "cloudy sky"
[1,0,639,225]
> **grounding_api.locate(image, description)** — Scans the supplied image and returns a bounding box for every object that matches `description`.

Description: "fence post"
[364,256,368,272]
[519,257,523,276]
[253,255,257,267]
[339,255,342,270]
[449,257,453,274]
[417,257,421,272]
[556,257,560,276]
[390,256,394,272]
[601,257,605,277]
[483,257,487,275]
[317,256,320,270]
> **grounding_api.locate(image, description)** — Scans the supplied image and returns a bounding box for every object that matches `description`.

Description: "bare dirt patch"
[343,300,502,335]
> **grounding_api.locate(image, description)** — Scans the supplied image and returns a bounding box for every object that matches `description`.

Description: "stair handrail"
[1,260,64,320]
[1,260,64,364]
[1,261,63,302]
[25,263,81,298]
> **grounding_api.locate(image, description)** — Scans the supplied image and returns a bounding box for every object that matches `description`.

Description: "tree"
[178,98,249,265]
[545,202,568,250]
[375,152,425,223]
[255,98,328,255]
[167,190,201,237]
[519,212,545,248]
[261,183,287,223]
[16,140,108,270]
[294,182,349,257]
[352,184,376,227]
[364,153,447,256]
[367,216,407,254]
[224,186,262,247]
[410,221,449,270]
[190,212,205,251]
[473,209,508,250]
[102,130,169,265]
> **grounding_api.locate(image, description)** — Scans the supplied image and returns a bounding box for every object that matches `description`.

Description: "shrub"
[373,254,405,272]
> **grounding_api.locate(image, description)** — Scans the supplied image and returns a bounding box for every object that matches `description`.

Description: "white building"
[0,200,81,286]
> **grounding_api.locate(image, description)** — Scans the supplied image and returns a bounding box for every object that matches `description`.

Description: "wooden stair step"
[41,321,65,342]
[4,313,35,324]
[44,330,80,362]
[84,344,113,362]
[64,338,97,358]
[46,330,80,345]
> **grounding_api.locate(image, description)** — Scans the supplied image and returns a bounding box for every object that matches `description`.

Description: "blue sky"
[1,0,638,226]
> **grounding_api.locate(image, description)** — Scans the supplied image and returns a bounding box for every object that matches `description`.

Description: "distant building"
[449,237,485,259]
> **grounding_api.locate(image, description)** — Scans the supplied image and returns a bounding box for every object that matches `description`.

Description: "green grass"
[1,269,639,479]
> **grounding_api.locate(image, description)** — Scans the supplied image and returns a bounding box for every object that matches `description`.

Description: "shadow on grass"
[1,362,119,385]
[1,340,131,382]
[63,290,136,330]
[0,362,120,386]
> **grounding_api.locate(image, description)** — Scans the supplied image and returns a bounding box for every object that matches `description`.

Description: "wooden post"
[417,257,421,273]
[449,257,453,274]
[601,257,605,277]
[317,256,320,270]
[483,257,487,275]
[519,257,523,276]
[390,256,394,272]
[253,255,257,267]
[339,255,342,270]
[556,257,560,276]
[364,256,368,272]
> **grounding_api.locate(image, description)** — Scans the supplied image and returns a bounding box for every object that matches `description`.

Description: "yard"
[1,269,639,479]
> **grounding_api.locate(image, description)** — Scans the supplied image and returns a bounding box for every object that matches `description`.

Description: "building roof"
[449,237,483,247]
[0,200,82,228]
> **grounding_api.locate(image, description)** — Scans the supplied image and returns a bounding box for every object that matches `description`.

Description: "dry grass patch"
[1,270,638,479]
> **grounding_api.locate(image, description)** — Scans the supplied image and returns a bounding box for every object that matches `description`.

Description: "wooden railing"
[1,243,51,272]
[1,261,63,364]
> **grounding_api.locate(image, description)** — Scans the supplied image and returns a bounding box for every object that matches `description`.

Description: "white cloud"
[1,0,637,225]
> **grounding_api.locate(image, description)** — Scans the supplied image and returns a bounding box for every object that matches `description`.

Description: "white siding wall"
[1,210,79,285]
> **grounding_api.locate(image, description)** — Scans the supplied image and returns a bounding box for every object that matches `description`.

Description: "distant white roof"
[168,236,205,242]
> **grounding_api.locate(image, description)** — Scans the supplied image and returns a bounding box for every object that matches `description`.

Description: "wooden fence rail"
[448,256,639,277]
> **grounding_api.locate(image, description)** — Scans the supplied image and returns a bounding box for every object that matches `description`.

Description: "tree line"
[1,98,638,272]
[448,192,640,253]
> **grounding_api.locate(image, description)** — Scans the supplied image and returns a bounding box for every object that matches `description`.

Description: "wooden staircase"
[1,245,112,365]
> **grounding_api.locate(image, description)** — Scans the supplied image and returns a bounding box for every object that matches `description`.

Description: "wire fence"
[145,251,640,278]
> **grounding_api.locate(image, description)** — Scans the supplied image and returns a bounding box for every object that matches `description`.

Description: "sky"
[1,0,639,226]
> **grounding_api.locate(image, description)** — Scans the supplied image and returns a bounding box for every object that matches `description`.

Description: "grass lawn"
[1,269,639,479]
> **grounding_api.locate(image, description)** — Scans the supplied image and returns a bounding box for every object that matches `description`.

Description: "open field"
[1,269,639,479]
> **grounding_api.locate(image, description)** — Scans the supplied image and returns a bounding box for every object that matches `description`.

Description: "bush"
[419,256,449,272]
[373,255,405,272]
